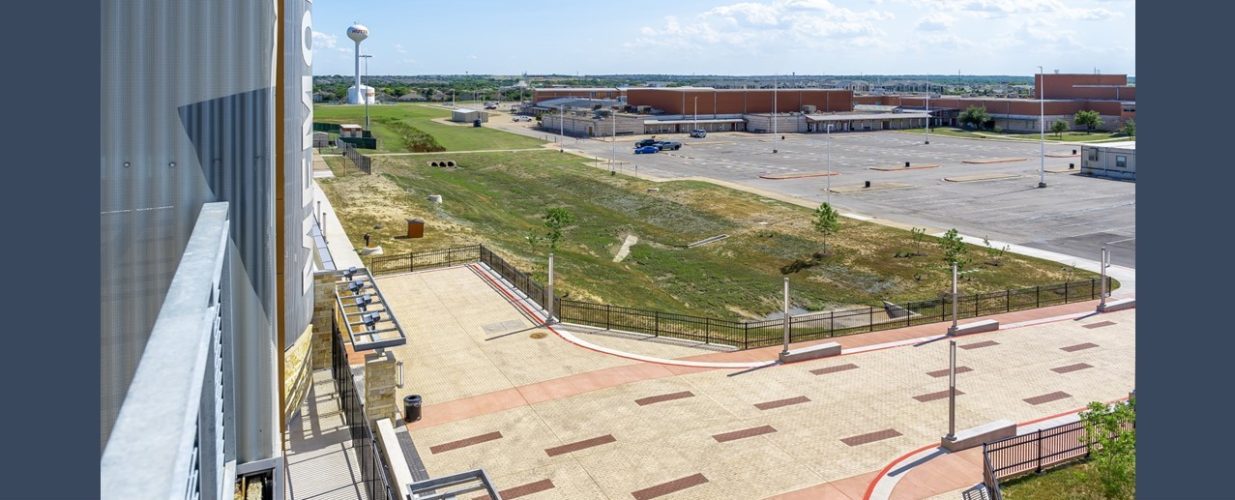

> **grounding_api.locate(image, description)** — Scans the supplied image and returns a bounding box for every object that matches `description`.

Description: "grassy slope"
[320,150,1101,319]
[314,103,545,152]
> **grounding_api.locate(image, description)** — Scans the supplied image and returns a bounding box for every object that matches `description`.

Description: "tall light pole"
[781,276,791,357]
[559,104,565,143]
[694,96,699,131]
[360,54,373,131]
[1099,246,1110,310]
[772,74,779,138]
[944,261,959,443]
[925,92,931,145]
[611,107,616,174]
[1037,66,1047,188]
[826,123,833,205]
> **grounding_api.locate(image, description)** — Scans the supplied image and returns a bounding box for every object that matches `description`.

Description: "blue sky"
[310,0,1135,76]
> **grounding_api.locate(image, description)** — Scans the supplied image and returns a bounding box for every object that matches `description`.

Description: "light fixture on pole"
[780,276,791,358]
[1037,66,1047,188]
[944,261,959,443]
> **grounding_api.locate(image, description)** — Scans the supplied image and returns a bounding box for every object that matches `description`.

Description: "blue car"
[634,145,660,154]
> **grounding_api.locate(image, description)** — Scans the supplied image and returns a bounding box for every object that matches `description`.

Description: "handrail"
[101,202,233,500]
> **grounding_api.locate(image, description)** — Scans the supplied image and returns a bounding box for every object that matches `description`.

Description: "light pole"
[1037,66,1047,188]
[1099,246,1110,310]
[559,105,565,144]
[781,276,791,357]
[826,123,833,205]
[944,261,959,443]
[694,96,699,131]
[611,107,616,174]
[772,74,779,138]
[360,54,373,131]
[925,92,931,145]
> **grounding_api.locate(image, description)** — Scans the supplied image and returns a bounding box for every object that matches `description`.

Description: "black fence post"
[447,248,453,265]
[1036,429,1043,473]
[1006,289,1011,312]
[744,323,749,350]
[906,302,912,327]
[941,296,947,322]
[705,317,711,344]
[1090,278,1096,300]
[1064,281,1070,303]
[830,310,835,337]
[410,252,415,272]
[1036,286,1041,308]
[606,303,611,330]
[654,311,659,337]
[869,306,874,332]
[975,293,980,317]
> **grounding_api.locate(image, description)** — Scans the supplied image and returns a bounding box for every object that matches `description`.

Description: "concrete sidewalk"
[313,181,364,271]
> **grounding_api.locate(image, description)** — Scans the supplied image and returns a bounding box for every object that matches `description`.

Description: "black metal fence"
[331,315,397,500]
[370,244,1110,350]
[339,141,374,174]
[369,245,481,275]
[984,420,1090,496]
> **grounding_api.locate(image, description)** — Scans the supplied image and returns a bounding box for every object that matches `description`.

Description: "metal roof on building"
[805,112,930,121]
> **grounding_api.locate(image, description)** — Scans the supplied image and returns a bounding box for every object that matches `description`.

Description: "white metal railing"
[102,202,234,500]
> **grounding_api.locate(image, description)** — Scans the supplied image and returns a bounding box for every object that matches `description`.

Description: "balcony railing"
[101,202,234,500]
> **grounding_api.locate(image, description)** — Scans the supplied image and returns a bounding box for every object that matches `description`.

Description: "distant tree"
[1080,398,1136,499]
[959,106,991,130]
[939,228,970,270]
[1051,119,1069,139]
[813,202,840,255]
[543,208,575,251]
[1074,110,1104,134]
[1120,119,1135,138]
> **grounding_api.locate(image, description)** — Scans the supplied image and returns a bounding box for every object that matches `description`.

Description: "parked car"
[654,141,682,151]
[511,115,532,122]
[689,129,707,138]
[634,145,660,154]
[635,138,659,148]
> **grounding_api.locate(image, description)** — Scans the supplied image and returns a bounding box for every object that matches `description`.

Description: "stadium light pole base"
[1037,182,1047,188]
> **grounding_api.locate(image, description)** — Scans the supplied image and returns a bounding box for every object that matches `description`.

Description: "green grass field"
[1001,461,1131,500]
[314,103,545,152]
[902,127,1132,143]
[320,149,1103,319]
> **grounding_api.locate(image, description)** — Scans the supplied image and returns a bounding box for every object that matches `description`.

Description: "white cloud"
[312,31,338,50]
[629,0,893,52]
[394,43,407,54]
[915,13,954,31]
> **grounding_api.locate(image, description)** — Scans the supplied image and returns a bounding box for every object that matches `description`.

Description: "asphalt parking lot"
[568,131,1136,267]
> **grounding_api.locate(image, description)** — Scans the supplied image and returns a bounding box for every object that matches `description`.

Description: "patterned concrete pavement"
[377,266,1134,499]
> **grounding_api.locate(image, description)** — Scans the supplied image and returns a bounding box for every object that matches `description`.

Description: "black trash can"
[404,395,422,422]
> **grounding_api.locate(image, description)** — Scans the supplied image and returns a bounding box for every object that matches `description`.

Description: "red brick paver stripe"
[480,479,555,500]
[430,431,503,454]
[959,340,999,350]
[1083,321,1116,329]
[631,473,709,500]
[1024,391,1072,405]
[635,391,696,406]
[926,366,973,378]
[914,389,965,402]
[713,425,778,443]
[1061,342,1099,352]
[811,363,859,375]
[841,429,903,447]
[544,434,617,457]
[1052,363,1093,374]
[755,396,811,410]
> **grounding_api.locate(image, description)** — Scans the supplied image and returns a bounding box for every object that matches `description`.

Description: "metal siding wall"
[282,0,314,349]
[101,0,279,463]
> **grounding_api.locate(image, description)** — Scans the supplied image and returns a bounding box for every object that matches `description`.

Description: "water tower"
[346,23,374,104]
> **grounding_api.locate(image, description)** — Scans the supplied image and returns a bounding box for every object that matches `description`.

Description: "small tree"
[939,228,970,271]
[813,202,840,255]
[958,106,990,130]
[1080,399,1136,499]
[1074,110,1104,134]
[543,208,575,251]
[1120,119,1135,138]
[910,227,927,256]
[1051,119,1069,139]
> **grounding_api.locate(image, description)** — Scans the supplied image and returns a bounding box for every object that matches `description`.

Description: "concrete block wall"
[364,351,398,423]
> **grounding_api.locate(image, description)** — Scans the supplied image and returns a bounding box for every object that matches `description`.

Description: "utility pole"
[1038,66,1047,188]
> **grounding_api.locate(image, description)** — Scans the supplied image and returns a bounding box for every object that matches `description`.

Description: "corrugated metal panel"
[101,0,279,466]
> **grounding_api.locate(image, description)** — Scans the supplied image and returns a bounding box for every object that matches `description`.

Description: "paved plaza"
[377,265,1135,499]
[562,131,1135,268]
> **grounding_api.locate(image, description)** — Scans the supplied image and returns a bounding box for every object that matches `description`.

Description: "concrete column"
[364,351,398,423]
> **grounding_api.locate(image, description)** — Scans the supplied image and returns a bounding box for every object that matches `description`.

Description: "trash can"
[404,394,422,422]
[406,218,424,238]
